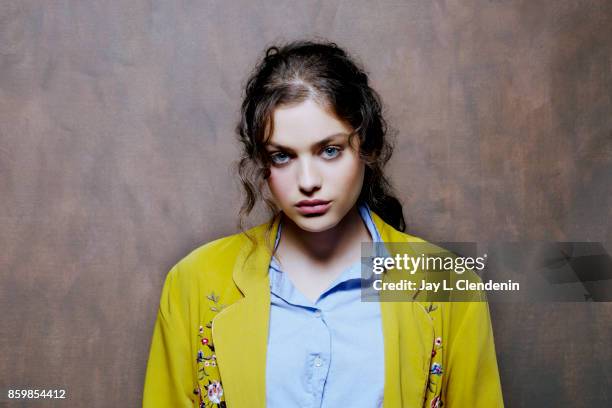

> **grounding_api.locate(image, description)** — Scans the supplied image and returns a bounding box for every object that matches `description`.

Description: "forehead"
[267,99,352,147]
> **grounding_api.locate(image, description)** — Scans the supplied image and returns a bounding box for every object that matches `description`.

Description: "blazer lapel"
[373,212,435,407]
[211,218,280,408]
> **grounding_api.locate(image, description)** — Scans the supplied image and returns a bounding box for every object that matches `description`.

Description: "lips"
[295,199,332,216]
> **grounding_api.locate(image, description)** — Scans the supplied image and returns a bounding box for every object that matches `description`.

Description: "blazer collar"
[212,210,434,408]
[232,214,281,297]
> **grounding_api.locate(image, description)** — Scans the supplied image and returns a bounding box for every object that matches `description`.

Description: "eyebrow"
[266,132,350,151]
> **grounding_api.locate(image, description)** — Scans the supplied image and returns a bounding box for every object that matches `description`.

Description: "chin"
[293,213,341,233]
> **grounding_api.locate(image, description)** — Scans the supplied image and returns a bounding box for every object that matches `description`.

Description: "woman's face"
[265,99,365,232]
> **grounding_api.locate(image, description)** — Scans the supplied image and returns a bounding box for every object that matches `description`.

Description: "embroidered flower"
[431,336,443,358]
[431,362,443,375]
[195,292,227,407]
[207,381,224,404]
[431,395,442,408]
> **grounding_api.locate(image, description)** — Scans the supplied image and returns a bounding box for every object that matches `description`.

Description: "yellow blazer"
[143,211,505,407]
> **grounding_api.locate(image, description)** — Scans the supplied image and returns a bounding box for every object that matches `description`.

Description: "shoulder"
[374,213,486,303]
[180,230,247,270]
[389,221,484,285]
[370,210,428,244]
[166,221,272,288]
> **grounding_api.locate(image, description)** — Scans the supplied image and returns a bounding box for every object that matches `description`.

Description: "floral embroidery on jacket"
[193,291,227,408]
[424,302,444,408]
[206,381,224,404]
[430,362,443,375]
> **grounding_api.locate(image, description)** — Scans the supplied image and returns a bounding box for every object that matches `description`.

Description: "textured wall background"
[1,1,610,407]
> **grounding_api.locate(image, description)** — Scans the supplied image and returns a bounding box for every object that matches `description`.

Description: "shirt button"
[314,356,323,367]
[314,310,322,318]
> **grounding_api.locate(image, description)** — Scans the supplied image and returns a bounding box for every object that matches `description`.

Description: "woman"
[143,40,504,408]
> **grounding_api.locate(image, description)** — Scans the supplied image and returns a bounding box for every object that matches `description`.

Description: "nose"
[297,158,321,195]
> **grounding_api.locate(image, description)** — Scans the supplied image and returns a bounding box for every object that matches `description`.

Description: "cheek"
[327,155,364,187]
[267,169,292,203]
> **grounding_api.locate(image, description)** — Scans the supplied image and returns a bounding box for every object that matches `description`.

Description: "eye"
[269,151,290,165]
[321,146,342,159]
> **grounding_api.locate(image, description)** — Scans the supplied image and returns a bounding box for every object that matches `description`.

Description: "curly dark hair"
[235,39,406,239]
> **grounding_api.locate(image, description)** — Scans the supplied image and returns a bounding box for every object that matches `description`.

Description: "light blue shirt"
[266,203,385,408]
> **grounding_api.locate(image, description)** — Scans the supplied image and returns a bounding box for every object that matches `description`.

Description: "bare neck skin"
[274,205,372,303]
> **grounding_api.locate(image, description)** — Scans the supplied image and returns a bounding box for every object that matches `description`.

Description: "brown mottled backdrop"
[1,1,610,407]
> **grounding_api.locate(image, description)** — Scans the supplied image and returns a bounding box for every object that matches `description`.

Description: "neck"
[279,205,371,263]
